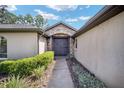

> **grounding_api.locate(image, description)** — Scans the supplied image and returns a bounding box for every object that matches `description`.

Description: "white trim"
[0,58,8,60]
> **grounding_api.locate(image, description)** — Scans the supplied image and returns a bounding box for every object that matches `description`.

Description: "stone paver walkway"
[48,56,74,88]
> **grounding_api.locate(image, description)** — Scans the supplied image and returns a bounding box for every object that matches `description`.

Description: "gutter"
[73,5,124,38]
[0,28,44,34]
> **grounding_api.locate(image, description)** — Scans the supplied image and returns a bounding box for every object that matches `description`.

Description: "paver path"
[48,56,74,88]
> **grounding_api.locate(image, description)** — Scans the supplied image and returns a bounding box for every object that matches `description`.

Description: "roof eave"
[0,28,43,34]
[45,22,77,32]
[73,5,124,38]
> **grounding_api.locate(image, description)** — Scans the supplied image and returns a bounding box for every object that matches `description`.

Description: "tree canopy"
[0,5,48,29]
[0,5,17,24]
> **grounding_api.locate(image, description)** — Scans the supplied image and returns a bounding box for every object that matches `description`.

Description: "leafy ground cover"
[67,58,106,88]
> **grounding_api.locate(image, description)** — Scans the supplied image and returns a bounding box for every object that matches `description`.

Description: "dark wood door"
[53,38,69,56]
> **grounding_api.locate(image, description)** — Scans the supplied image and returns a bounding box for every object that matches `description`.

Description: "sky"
[7,5,104,30]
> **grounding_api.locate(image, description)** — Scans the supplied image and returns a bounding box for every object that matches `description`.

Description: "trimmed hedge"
[0,51,54,76]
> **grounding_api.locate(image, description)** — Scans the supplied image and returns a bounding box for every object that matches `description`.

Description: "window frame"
[0,36,7,59]
[75,39,77,48]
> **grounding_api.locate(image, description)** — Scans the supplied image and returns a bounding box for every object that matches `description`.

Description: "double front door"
[53,37,69,56]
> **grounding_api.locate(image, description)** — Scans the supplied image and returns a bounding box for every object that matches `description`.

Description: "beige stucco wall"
[38,35,47,54]
[74,12,124,87]
[0,32,38,59]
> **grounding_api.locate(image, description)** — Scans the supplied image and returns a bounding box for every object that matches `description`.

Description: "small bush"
[0,51,54,77]
[32,66,45,79]
[0,75,28,88]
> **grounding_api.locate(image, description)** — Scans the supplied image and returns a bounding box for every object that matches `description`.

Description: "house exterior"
[0,5,124,87]
[45,22,77,56]
[0,22,76,59]
[0,24,47,59]
[73,5,124,87]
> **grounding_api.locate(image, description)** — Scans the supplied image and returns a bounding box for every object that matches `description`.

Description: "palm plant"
[0,75,28,88]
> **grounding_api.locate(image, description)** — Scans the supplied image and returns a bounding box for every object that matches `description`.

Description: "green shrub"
[0,51,54,76]
[32,66,45,79]
[0,75,28,88]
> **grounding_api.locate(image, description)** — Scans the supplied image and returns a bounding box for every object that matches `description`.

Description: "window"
[0,36,7,58]
[75,39,77,48]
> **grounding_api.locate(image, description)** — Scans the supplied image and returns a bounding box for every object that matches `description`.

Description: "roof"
[45,22,77,32]
[73,5,124,38]
[0,24,43,34]
[0,24,38,29]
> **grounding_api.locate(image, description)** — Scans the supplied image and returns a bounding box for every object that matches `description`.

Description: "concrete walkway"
[48,57,74,88]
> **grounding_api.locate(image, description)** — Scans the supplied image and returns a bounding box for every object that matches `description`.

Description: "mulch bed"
[66,57,106,88]
[27,60,56,88]
[0,73,8,85]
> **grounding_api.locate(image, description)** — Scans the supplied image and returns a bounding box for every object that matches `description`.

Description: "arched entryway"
[45,22,77,56]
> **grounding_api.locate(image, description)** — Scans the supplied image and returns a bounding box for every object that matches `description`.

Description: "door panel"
[53,38,69,56]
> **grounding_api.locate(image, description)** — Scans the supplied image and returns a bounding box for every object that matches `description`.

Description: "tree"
[34,15,47,28]
[0,5,7,23]
[17,14,48,29]
[0,5,48,29]
[17,15,26,24]
[4,12,17,24]
[34,15,44,28]
[0,5,18,24]
[24,14,33,24]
